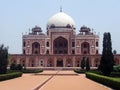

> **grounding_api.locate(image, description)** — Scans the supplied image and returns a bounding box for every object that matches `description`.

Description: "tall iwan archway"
[81,42,90,54]
[53,37,68,54]
[32,42,40,54]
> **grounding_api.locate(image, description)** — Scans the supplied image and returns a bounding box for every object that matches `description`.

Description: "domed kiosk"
[47,12,76,29]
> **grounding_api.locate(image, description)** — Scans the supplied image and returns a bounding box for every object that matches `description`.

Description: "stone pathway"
[0,74,50,90]
[40,71,111,90]
[0,70,112,90]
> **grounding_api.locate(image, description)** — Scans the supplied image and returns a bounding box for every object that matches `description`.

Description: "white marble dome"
[47,12,76,28]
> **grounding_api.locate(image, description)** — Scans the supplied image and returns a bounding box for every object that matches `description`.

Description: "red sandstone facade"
[10,11,120,68]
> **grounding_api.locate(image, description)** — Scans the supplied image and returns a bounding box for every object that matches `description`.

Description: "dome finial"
[60,6,62,12]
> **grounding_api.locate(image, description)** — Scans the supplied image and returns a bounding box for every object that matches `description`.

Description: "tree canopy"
[0,44,8,74]
[99,32,114,76]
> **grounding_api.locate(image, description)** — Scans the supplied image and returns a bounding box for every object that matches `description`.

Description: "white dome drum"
[47,12,76,29]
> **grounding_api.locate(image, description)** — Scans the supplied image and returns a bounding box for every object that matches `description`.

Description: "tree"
[81,57,85,69]
[10,63,16,70]
[113,50,117,54]
[10,63,23,71]
[99,32,114,76]
[16,64,23,70]
[86,58,90,71]
[0,44,8,74]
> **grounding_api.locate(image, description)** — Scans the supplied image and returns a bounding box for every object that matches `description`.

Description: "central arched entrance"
[57,59,63,67]
[53,37,68,54]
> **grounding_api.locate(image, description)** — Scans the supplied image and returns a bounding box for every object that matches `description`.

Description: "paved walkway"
[0,70,112,90]
[0,74,50,90]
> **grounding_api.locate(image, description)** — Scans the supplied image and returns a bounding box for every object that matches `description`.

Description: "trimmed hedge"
[74,69,101,74]
[0,72,22,81]
[113,65,120,72]
[7,69,43,73]
[22,69,43,73]
[86,72,120,89]
[74,69,86,74]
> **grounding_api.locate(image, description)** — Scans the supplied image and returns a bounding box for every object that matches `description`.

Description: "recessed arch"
[75,59,81,67]
[32,42,40,54]
[29,58,35,67]
[66,59,72,67]
[94,58,100,67]
[53,37,68,54]
[47,59,54,67]
[81,42,90,54]
[57,58,63,67]
[20,58,25,66]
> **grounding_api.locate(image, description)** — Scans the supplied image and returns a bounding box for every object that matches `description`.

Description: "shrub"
[22,69,43,73]
[10,64,23,71]
[113,65,120,72]
[110,72,120,77]
[16,64,23,70]
[86,72,120,89]
[74,69,86,74]
[10,63,16,70]
[0,72,22,81]
[81,59,85,69]
[86,58,90,71]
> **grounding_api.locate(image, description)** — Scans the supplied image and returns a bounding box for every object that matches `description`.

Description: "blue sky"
[0,0,120,54]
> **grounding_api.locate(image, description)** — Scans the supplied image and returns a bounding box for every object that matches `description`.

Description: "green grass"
[110,77,120,82]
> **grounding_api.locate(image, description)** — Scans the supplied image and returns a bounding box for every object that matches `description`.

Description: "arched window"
[23,50,25,54]
[72,42,75,47]
[72,50,75,54]
[46,42,49,47]
[96,50,98,54]
[96,42,98,47]
[23,41,26,47]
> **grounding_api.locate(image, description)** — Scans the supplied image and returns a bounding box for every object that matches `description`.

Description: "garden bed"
[86,72,120,89]
[0,72,22,81]
[22,69,43,73]
[74,69,86,74]
[8,69,43,73]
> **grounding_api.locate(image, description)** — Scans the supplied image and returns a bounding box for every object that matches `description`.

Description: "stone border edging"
[32,71,59,90]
